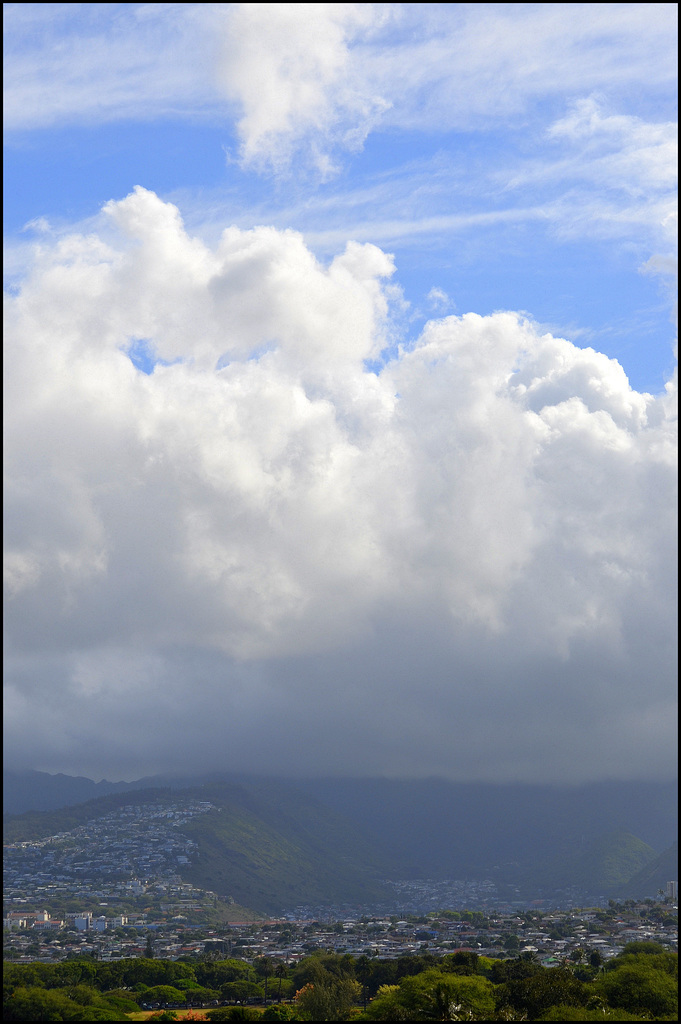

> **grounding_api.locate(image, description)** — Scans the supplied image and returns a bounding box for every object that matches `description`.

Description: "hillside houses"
[4,796,677,966]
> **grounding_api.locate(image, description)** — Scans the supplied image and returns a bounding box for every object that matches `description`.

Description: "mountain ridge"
[4,770,676,911]
[2,769,151,816]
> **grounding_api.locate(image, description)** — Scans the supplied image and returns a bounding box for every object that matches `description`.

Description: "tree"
[594,960,678,1019]
[183,984,219,1006]
[355,955,373,1009]
[490,958,542,985]
[291,954,355,994]
[274,961,288,1002]
[294,976,361,1021]
[617,940,668,956]
[207,1009,262,1021]
[142,984,187,1006]
[498,967,587,1020]
[255,956,274,1002]
[193,958,255,990]
[540,1006,650,1021]
[3,985,121,1022]
[261,1007,297,1021]
[362,984,414,1021]
[220,981,264,1003]
[442,951,480,976]
[396,970,496,1021]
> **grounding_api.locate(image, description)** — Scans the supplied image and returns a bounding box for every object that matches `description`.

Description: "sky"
[3,2,678,785]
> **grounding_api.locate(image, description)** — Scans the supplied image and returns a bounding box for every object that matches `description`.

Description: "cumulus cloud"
[3,189,677,782]
[217,3,389,174]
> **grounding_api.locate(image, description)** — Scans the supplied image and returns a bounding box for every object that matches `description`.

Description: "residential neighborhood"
[4,796,677,969]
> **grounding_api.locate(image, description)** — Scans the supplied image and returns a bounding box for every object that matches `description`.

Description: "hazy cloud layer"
[4,189,677,782]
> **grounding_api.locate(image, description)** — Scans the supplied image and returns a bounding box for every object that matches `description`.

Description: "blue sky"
[4,3,677,391]
[9,116,677,392]
[3,4,678,783]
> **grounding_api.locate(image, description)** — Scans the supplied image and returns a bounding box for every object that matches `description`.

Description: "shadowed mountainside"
[4,771,676,911]
[3,769,148,815]
[535,830,658,892]
[621,841,679,899]
[297,776,677,882]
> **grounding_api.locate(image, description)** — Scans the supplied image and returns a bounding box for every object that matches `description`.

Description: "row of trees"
[3,941,678,1020]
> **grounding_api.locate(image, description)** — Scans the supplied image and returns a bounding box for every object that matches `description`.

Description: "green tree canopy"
[3,985,121,1022]
[594,961,678,1019]
[220,980,264,1003]
[362,983,413,1021]
[141,984,187,1005]
[194,959,255,989]
[540,1005,651,1021]
[363,968,495,1021]
[441,951,480,975]
[295,976,361,1021]
[497,966,587,1020]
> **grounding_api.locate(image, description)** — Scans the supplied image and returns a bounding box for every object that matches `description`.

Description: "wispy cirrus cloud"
[218,2,678,172]
[5,5,677,163]
[170,94,676,276]
[501,99,678,247]
[3,2,222,130]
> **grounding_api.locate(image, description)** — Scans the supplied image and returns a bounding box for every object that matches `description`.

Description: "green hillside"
[2,787,172,844]
[537,830,658,894]
[300,777,677,877]
[575,830,658,890]
[620,841,679,899]
[4,774,676,912]
[3,778,390,915]
[172,779,390,912]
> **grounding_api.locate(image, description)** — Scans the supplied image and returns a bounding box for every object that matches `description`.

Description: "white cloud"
[164,92,675,314]
[427,287,451,311]
[5,4,677,168]
[2,3,221,130]
[3,189,677,781]
[539,99,678,245]
[217,2,390,174]
[500,97,679,205]
[216,2,678,172]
